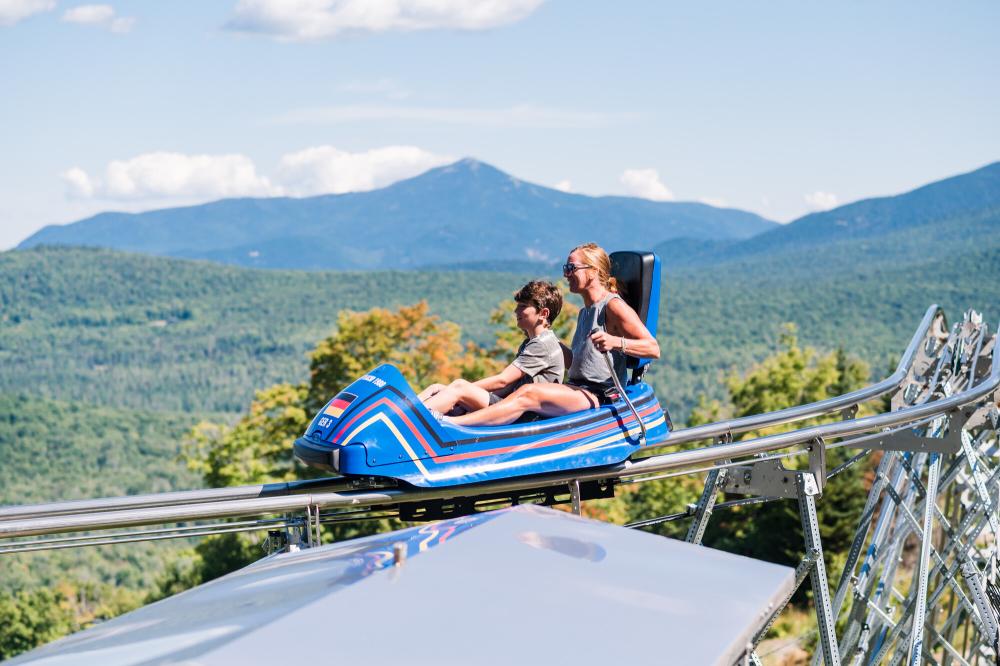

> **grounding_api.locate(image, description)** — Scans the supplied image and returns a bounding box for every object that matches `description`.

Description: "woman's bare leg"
[424,379,492,414]
[451,384,598,427]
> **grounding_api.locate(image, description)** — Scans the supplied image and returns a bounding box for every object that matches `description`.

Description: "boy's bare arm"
[473,364,525,391]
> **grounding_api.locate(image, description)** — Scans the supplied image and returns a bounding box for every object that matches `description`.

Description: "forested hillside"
[0,247,519,413]
[3,243,998,423]
[0,394,200,592]
[0,395,199,509]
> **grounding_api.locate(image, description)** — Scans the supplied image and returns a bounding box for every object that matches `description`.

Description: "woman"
[450,243,659,427]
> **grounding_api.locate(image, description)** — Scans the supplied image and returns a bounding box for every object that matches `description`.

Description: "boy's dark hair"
[513,280,563,327]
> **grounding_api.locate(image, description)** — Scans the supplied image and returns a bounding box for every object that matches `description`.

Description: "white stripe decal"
[342,412,431,477]
[339,406,664,483]
[422,416,667,482]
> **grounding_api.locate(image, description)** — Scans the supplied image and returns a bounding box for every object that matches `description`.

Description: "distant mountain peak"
[454,157,484,170]
[420,157,521,187]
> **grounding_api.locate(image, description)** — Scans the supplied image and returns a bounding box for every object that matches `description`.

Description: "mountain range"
[656,161,1000,270]
[19,159,776,270]
[17,158,1000,275]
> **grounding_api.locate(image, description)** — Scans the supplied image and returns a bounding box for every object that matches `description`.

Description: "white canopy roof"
[10,505,794,665]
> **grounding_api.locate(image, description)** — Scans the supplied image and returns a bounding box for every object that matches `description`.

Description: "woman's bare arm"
[592,297,660,359]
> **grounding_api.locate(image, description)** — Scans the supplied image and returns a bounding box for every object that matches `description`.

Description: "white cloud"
[62,167,95,198]
[226,0,544,41]
[803,191,838,211]
[338,78,411,100]
[553,179,573,193]
[63,152,277,200]
[109,15,133,32]
[0,0,54,26]
[62,4,135,32]
[274,145,452,196]
[63,4,113,22]
[699,196,727,208]
[62,146,453,202]
[277,103,636,129]
[620,168,675,202]
[525,247,552,262]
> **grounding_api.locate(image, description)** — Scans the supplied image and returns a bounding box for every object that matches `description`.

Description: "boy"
[418,280,565,417]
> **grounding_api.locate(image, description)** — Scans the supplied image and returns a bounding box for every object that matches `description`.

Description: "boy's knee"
[449,378,471,389]
[512,384,540,407]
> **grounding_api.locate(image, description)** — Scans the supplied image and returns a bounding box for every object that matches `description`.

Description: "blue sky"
[1,0,998,249]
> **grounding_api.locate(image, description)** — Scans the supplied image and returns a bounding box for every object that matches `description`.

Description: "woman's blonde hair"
[572,242,618,293]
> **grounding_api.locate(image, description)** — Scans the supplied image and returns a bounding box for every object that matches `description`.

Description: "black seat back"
[609,251,662,375]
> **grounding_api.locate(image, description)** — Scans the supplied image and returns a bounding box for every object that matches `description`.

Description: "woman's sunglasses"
[562,262,592,275]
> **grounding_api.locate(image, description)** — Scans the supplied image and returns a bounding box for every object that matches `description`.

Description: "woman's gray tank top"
[568,293,627,392]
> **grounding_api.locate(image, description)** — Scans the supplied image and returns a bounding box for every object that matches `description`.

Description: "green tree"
[622,474,705,538]
[174,300,523,596]
[146,549,203,604]
[186,301,497,488]
[0,587,76,660]
[692,325,871,568]
[624,325,872,565]
[186,383,309,488]
[0,578,147,659]
[307,301,498,411]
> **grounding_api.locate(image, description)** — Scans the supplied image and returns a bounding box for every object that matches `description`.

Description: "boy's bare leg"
[424,379,492,414]
[417,383,446,402]
[451,384,597,427]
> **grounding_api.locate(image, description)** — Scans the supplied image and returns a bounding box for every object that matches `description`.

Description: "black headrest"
[609,251,661,372]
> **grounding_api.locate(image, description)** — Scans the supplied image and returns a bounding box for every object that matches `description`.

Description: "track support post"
[800,473,842,666]
[907,452,941,664]
[569,479,582,515]
[685,466,726,545]
[686,432,734,545]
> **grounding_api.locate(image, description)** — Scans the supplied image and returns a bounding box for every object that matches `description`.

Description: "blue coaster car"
[294,251,671,488]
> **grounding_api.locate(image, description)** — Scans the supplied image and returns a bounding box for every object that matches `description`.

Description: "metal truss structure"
[2,304,999,665]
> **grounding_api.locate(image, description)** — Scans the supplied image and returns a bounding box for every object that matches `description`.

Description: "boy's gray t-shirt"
[495,329,565,398]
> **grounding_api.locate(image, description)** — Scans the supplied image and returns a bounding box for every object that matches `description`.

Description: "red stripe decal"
[438,525,457,545]
[332,394,659,466]
[331,397,436,459]
[331,398,392,441]
[433,405,660,463]
[384,399,437,458]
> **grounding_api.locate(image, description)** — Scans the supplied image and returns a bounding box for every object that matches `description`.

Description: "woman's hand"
[589,330,621,353]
